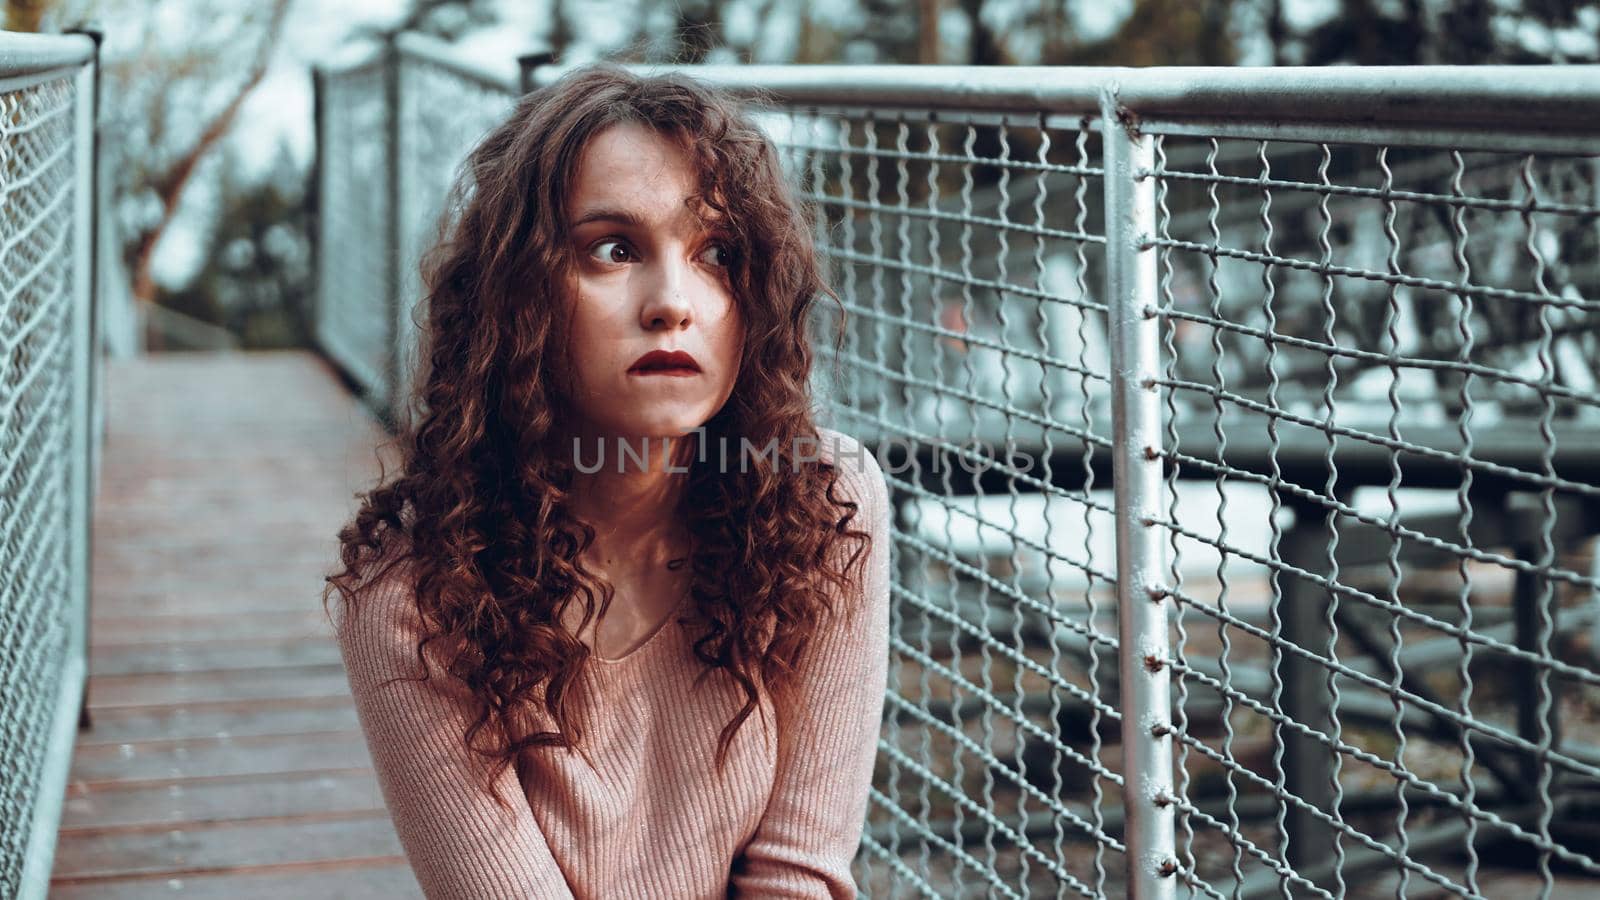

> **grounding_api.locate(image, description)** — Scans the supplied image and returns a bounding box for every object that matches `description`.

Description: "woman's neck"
[564,429,695,572]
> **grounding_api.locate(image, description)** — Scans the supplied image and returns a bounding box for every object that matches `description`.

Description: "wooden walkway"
[49,350,423,898]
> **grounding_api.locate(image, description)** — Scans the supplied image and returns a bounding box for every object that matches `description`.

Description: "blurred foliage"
[373,0,1600,69]
[1269,0,1598,65]
[5,0,52,32]
[157,139,313,350]
[45,0,295,350]
[1063,0,1235,65]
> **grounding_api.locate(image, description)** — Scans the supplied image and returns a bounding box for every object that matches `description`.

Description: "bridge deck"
[49,350,422,899]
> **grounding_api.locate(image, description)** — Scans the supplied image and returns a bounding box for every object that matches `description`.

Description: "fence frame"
[1101,83,1180,898]
[0,27,103,900]
[319,50,1600,896]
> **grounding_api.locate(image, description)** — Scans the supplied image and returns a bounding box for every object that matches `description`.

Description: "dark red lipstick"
[628,349,701,376]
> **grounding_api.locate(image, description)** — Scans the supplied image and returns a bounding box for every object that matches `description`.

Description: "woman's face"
[560,122,745,445]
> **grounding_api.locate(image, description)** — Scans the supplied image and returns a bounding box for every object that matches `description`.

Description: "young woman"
[323,61,891,900]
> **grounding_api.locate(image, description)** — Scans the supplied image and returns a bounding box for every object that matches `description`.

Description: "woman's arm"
[729,433,893,899]
[334,547,576,900]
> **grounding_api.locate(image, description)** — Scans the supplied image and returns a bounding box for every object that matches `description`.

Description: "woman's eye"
[700,242,733,268]
[589,240,633,264]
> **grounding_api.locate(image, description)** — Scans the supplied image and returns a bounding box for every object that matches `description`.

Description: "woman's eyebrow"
[569,207,647,230]
[568,205,729,235]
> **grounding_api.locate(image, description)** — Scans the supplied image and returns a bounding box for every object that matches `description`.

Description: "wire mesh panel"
[738,68,1600,899]
[315,50,396,413]
[1146,126,1600,898]
[765,102,1133,898]
[392,34,518,426]
[0,33,98,900]
[316,35,518,427]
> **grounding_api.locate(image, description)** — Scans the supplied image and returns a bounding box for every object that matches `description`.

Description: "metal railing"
[315,42,1600,898]
[312,32,522,428]
[0,28,103,900]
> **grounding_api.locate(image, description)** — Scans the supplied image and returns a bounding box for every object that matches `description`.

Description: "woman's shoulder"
[330,529,427,654]
[813,426,888,510]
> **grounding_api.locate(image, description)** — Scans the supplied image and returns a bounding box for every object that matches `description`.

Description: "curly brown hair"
[321,61,874,810]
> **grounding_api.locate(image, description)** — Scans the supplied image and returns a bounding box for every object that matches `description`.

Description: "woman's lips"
[628,348,702,376]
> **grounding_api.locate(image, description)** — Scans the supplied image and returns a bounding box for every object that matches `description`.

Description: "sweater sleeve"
[729,431,893,899]
[333,543,576,900]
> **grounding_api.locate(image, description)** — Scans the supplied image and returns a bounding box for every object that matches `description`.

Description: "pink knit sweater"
[333,431,891,899]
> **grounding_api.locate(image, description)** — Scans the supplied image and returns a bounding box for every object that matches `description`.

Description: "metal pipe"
[522,62,1600,147]
[310,63,327,400]
[0,30,95,92]
[64,22,103,730]
[395,30,521,94]
[1102,82,1178,899]
[1277,504,1340,884]
[382,31,404,430]
[313,42,386,78]
[518,48,556,95]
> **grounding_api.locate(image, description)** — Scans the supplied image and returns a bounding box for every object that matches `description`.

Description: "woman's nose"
[639,256,694,331]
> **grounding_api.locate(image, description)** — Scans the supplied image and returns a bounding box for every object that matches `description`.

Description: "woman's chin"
[600,415,712,442]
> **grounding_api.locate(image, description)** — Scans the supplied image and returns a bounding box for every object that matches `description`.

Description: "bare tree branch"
[129,0,292,305]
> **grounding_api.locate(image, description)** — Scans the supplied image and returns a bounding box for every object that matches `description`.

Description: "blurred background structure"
[1,1,1598,898]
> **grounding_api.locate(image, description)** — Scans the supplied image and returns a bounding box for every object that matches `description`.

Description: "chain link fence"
[0,29,102,900]
[317,46,1600,898]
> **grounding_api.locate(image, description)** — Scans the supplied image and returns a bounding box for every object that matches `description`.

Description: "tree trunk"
[4,0,52,33]
[918,0,940,64]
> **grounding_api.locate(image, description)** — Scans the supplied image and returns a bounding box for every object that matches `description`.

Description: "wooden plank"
[76,697,358,745]
[66,730,371,784]
[50,859,422,900]
[50,814,406,881]
[86,610,334,644]
[60,770,385,831]
[92,595,329,620]
[90,638,344,677]
[92,570,341,590]
[94,535,337,560]
[88,596,337,618]
[95,544,342,563]
[85,665,351,709]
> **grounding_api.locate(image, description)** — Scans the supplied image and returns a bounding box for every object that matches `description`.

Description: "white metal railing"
[312,32,521,428]
[315,43,1600,898]
[0,27,103,900]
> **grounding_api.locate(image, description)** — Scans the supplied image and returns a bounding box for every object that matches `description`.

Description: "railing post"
[1100,83,1178,899]
[382,29,405,430]
[63,21,103,731]
[65,24,99,730]
[309,61,325,395]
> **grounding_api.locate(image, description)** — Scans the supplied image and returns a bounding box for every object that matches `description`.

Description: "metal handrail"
[0,30,95,88]
[525,62,1600,146]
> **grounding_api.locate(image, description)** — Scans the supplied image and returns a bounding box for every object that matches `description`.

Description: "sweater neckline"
[588,590,690,666]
